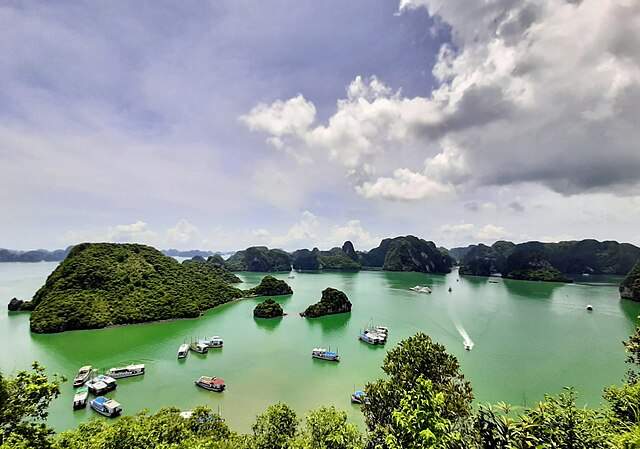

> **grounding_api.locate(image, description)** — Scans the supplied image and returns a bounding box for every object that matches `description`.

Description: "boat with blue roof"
[311,347,340,362]
[90,396,122,417]
[351,390,368,404]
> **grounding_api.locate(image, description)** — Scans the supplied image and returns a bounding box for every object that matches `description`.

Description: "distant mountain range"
[0,247,233,262]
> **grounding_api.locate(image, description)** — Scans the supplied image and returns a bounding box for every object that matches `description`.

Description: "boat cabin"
[90,396,122,418]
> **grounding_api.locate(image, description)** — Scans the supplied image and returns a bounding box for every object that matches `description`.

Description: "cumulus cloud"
[440,222,511,246]
[242,0,640,200]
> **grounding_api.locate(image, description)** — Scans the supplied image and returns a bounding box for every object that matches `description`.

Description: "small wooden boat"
[311,348,340,362]
[195,376,225,392]
[90,396,122,418]
[190,341,209,354]
[106,364,145,379]
[177,343,189,359]
[201,336,223,348]
[73,387,89,410]
[86,375,117,395]
[73,365,93,387]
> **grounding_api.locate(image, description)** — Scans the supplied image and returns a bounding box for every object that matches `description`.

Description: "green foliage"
[29,243,243,333]
[360,236,453,274]
[317,248,361,271]
[301,288,351,318]
[290,406,363,449]
[252,403,298,449]
[0,363,61,448]
[253,299,284,319]
[182,257,242,284]
[384,377,461,449]
[249,276,293,297]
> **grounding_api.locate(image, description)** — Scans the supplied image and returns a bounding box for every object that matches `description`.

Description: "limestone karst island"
[2,1,640,448]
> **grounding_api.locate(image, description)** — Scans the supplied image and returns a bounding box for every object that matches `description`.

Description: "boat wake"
[455,322,474,350]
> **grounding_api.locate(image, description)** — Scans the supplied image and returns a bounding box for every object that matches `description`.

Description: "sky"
[1,0,639,252]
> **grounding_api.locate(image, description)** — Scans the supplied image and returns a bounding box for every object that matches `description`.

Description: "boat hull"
[195,381,225,392]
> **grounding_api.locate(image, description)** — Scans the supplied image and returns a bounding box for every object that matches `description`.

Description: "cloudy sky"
[2,0,639,252]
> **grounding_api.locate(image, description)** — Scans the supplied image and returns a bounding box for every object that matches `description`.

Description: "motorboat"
[190,341,209,354]
[177,343,189,359]
[106,364,145,379]
[311,347,340,362]
[73,365,93,387]
[73,387,89,410]
[195,376,225,392]
[201,336,223,348]
[86,375,117,395]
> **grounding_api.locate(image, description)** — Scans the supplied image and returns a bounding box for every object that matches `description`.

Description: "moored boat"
[311,347,340,362]
[106,364,145,379]
[190,341,209,354]
[73,387,89,410]
[90,396,122,417]
[201,336,223,348]
[351,390,367,404]
[73,365,93,387]
[86,375,117,395]
[409,285,432,294]
[195,376,225,392]
[177,343,189,359]
[359,329,386,345]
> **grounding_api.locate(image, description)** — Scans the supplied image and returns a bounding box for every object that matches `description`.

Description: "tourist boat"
[351,390,367,404]
[311,347,340,362]
[73,387,89,410]
[106,364,145,379]
[190,341,209,354]
[375,326,389,336]
[409,285,432,294]
[90,396,122,418]
[195,376,226,392]
[201,336,223,348]
[177,343,189,359]
[73,365,93,387]
[86,375,117,395]
[359,330,385,345]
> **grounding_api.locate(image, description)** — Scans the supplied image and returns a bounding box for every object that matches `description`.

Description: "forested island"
[301,287,352,318]
[621,262,640,301]
[248,275,293,296]
[454,239,640,283]
[253,298,284,318]
[21,243,245,333]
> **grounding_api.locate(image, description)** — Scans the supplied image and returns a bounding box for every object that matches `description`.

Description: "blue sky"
[2,0,639,251]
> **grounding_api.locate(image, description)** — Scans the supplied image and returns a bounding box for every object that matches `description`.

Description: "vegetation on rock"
[253,299,284,318]
[182,256,241,283]
[301,287,351,318]
[621,262,640,301]
[27,243,243,333]
[459,239,640,282]
[249,276,293,296]
[291,249,321,270]
[360,236,453,274]
[0,247,71,263]
[292,243,361,271]
[225,247,291,272]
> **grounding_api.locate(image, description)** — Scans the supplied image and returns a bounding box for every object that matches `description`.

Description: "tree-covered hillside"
[225,246,291,271]
[27,243,243,333]
[360,236,454,274]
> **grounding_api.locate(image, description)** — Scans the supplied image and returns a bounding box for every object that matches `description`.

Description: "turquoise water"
[1,262,638,432]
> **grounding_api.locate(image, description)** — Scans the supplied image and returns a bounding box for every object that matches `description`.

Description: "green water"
[1,262,639,432]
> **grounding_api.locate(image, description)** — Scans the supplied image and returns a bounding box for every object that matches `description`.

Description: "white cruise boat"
[177,343,189,359]
[201,336,223,348]
[106,364,145,379]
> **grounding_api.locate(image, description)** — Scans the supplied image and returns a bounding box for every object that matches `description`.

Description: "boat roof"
[325,351,337,356]
[353,390,365,396]
[199,376,224,384]
[110,364,144,370]
[93,396,108,405]
[105,399,121,408]
[179,343,189,349]
[312,348,326,352]
[79,365,92,371]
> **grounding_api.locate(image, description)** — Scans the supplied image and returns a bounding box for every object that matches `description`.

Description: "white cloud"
[166,219,200,247]
[242,0,640,200]
[439,222,511,246]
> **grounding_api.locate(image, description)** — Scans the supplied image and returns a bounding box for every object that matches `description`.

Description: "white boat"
[201,336,223,348]
[409,285,432,294]
[190,341,209,354]
[177,343,189,359]
[73,387,89,410]
[86,375,117,395]
[195,376,226,392]
[73,365,93,387]
[90,396,122,418]
[106,364,145,379]
[359,329,386,345]
[311,348,340,362]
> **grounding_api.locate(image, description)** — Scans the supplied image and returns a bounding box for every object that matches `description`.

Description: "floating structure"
[177,343,189,359]
[86,375,117,395]
[73,365,93,387]
[351,390,367,404]
[409,285,432,294]
[190,341,209,354]
[106,364,145,379]
[359,325,388,345]
[90,396,122,418]
[200,336,223,348]
[586,305,593,311]
[195,376,226,392]
[73,387,89,410]
[312,347,340,362]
